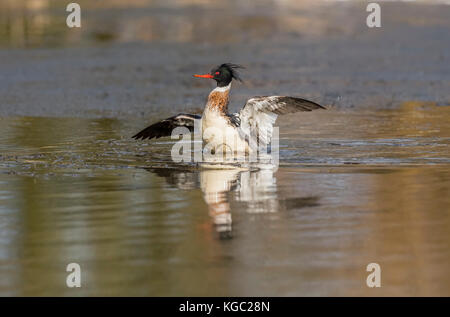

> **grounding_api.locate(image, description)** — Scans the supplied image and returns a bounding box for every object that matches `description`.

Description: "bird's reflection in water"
[146,166,319,239]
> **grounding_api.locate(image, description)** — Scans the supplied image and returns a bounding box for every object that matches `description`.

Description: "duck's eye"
[215,72,220,75]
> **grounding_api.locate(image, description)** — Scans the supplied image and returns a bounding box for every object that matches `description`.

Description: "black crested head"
[211,63,245,87]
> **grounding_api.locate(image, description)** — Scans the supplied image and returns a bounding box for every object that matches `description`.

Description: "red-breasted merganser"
[132,63,325,153]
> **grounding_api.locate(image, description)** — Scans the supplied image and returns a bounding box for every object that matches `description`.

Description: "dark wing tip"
[132,113,200,141]
[132,131,154,140]
[284,97,326,112]
[132,120,170,140]
[131,130,157,141]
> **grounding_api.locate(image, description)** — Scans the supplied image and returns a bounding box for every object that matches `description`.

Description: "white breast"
[201,109,249,154]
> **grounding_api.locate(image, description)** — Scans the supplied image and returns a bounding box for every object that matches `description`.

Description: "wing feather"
[237,96,325,147]
[132,113,201,140]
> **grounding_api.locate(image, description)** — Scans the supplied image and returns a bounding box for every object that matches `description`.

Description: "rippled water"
[0,103,449,296]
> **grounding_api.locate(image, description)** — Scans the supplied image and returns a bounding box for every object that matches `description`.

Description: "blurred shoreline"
[0,0,448,118]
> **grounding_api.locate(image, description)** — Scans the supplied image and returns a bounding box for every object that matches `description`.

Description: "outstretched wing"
[241,96,325,116]
[132,113,201,140]
[238,96,325,147]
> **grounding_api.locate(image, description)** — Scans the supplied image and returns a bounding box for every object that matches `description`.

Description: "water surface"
[0,105,449,296]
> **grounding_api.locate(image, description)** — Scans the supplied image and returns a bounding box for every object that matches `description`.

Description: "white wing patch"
[237,96,324,149]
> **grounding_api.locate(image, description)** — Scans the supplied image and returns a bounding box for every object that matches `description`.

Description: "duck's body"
[201,83,250,154]
[133,63,325,154]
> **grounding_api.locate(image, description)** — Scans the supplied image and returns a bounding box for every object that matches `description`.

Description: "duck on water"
[132,63,325,159]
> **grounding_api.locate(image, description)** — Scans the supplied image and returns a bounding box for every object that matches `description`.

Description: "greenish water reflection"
[0,107,449,296]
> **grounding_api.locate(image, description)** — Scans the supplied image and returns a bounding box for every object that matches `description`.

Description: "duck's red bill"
[194,74,214,79]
